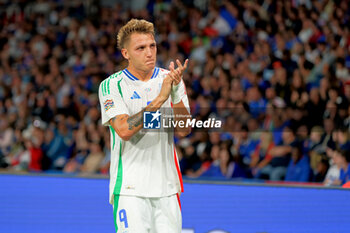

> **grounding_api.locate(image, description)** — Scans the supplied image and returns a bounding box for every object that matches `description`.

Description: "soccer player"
[98,19,191,233]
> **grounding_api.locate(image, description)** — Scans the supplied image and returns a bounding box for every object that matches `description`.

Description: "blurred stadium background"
[1,0,350,232]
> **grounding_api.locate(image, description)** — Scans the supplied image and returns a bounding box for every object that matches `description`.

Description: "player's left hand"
[169,59,188,86]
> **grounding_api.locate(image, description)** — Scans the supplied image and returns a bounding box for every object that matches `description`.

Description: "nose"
[146,47,152,57]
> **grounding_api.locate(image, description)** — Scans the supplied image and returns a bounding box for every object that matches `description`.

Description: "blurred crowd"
[0,0,350,186]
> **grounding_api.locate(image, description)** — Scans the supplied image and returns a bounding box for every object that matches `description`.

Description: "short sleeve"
[99,78,129,126]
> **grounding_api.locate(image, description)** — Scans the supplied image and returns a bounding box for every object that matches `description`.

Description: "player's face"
[123,33,157,73]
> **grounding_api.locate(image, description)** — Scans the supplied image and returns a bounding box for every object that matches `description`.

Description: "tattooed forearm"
[126,102,156,130]
[126,111,144,130]
[111,115,126,123]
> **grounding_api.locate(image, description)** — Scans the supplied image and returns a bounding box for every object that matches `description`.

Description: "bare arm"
[256,157,272,168]
[270,145,292,157]
[249,149,260,168]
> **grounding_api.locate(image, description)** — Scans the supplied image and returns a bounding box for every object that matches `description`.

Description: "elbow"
[109,116,134,141]
[117,130,133,141]
[120,135,132,141]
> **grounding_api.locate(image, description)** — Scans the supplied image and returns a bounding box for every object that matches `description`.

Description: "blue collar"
[123,67,159,81]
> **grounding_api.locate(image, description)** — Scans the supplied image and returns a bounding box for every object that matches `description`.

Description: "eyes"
[136,43,156,51]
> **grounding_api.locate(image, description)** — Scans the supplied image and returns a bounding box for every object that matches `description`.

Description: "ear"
[121,48,129,60]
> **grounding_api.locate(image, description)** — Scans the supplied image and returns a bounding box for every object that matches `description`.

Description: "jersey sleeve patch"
[104,99,115,111]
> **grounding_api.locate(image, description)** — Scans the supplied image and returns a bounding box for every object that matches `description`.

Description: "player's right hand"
[158,59,188,103]
[158,74,173,102]
[169,59,188,86]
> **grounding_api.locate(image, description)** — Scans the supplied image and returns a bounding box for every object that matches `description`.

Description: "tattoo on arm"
[126,111,143,130]
[111,115,126,123]
[110,103,156,131]
[125,102,156,131]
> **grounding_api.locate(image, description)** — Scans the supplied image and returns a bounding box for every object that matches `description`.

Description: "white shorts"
[113,194,182,233]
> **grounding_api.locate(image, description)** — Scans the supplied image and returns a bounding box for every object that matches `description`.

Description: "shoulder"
[100,71,124,87]
[108,70,124,82]
[99,71,125,96]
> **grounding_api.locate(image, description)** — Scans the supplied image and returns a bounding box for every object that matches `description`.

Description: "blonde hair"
[117,19,155,50]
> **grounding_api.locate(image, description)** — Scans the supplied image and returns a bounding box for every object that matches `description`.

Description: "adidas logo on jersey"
[131,91,141,99]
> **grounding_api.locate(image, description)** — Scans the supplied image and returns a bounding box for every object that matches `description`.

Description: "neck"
[127,64,154,81]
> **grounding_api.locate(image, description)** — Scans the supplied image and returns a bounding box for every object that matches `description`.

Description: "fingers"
[183,59,188,69]
[170,59,189,72]
[176,59,182,69]
[169,61,175,71]
[168,59,189,85]
[173,67,182,84]
[175,59,188,76]
[175,59,188,69]
[168,70,180,85]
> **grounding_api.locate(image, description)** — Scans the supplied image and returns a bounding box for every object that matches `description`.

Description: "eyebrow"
[135,42,156,49]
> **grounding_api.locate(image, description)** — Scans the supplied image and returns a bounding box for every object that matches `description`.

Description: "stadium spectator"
[313,159,330,183]
[196,144,245,179]
[232,124,259,167]
[0,116,13,166]
[200,144,224,178]
[332,128,350,151]
[305,88,326,128]
[250,131,275,177]
[80,141,104,174]
[258,126,298,180]
[324,148,341,186]
[330,149,350,185]
[43,115,73,170]
[221,146,246,178]
[285,145,311,182]
[306,126,327,174]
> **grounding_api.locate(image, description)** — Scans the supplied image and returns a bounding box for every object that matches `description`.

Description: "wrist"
[172,82,180,91]
[171,83,182,104]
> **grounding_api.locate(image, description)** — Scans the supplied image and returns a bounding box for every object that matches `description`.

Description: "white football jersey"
[98,67,189,204]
